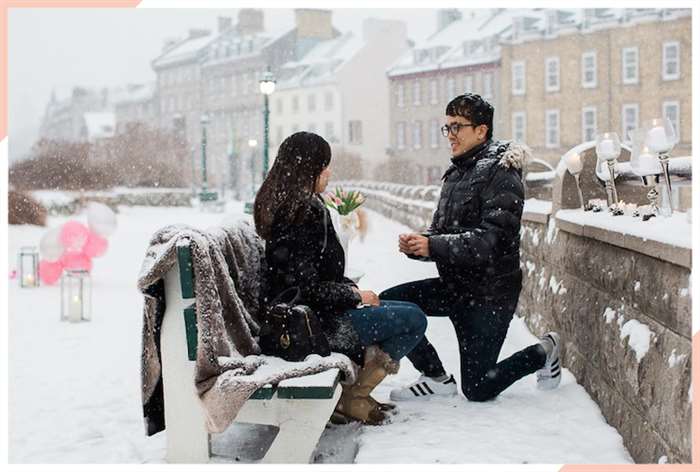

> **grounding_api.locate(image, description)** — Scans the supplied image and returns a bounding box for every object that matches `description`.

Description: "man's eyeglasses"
[441,123,476,137]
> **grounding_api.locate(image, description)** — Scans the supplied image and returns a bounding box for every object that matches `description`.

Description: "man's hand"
[407,234,430,257]
[399,233,415,254]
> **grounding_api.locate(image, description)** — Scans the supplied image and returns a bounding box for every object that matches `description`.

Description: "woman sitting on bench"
[254,131,428,425]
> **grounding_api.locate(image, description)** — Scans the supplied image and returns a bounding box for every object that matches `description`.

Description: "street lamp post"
[200,113,210,192]
[227,131,236,200]
[198,113,218,207]
[190,145,196,197]
[243,139,258,214]
[259,69,276,179]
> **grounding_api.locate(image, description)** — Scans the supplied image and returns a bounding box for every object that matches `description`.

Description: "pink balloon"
[59,221,90,255]
[39,260,64,285]
[61,252,92,272]
[83,232,108,258]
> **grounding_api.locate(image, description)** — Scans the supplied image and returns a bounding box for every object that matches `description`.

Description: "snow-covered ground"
[7,201,632,464]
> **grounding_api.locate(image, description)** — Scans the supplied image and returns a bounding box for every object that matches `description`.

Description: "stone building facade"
[500,8,692,166]
[270,17,408,180]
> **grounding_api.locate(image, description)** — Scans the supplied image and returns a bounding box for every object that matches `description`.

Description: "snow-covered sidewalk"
[7,202,632,463]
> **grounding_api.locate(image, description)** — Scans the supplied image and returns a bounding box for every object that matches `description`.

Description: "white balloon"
[87,202,117,237]
[40,227,64,262]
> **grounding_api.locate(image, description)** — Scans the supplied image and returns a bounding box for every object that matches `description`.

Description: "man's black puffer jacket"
[416,139,530,300]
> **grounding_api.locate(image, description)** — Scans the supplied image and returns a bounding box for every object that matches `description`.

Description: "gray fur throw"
[138,220,357,434]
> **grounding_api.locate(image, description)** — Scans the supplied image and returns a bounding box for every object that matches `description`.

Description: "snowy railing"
[31,187,193,215]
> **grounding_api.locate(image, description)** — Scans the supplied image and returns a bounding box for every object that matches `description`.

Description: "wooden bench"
[160,243,342,463]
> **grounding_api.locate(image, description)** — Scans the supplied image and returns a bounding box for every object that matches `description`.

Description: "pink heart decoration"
[59,221,90,255]
[39,260,64,285]
[61,252,92,272]
[83,232,108,258]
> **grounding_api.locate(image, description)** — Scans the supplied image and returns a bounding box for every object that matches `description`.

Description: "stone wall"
[338,172,692,464]
[520,210,691,464]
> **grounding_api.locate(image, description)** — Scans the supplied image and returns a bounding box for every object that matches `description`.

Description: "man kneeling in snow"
[380,93,561,402]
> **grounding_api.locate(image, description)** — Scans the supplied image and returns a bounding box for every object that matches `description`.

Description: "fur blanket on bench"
[138,220,357,435]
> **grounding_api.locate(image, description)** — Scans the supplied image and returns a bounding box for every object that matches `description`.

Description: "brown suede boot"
[332,346,400,425]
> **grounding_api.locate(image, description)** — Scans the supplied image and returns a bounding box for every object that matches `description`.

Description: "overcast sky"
[8,8,444,160]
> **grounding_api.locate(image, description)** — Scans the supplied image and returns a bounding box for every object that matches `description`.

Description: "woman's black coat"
[263,196,364,362]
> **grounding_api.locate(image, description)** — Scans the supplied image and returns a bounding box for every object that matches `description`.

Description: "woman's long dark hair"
[254,132,331,240]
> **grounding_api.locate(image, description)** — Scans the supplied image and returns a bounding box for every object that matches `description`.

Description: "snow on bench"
[160,244,341,463]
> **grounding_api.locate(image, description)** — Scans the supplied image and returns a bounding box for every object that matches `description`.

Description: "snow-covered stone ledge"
[519,147,692,464]
[31,187,193,215]
[519,208,691,464]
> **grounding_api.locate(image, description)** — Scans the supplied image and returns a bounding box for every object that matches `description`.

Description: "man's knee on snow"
[461,369,498,402]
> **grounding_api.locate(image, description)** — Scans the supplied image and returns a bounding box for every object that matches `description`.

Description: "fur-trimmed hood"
[497,141,532,170]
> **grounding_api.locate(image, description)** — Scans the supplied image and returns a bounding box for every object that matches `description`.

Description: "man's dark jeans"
[380,277,546,402]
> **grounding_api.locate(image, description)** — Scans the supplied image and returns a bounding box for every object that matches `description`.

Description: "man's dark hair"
[445,93,494,140]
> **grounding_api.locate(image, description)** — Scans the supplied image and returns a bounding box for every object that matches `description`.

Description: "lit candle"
[564,152,583,174]
[24,274,35,286]
[635,151,661,176]
[597,140,615,160]
[646,126,668,153]
[69,295,82,322]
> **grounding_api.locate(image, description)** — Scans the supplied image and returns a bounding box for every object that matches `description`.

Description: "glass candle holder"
[18,246,40,288]
[60,269,92,322]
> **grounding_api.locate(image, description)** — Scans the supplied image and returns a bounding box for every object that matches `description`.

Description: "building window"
[429,79,438,104]
[545,109,560,148]
[581,51,597,88]
[396,122,406,150]
[662,41,680,81]
[581,106,597,142]
[512,61,526,95]
[545,57,560,92]
[482,72,494,98]
[463,75,473,93]
[412,121,423,149]
[446,77,456,100]
[397,84,405,108]
[292,95,299,113]
[621,103,639,141]
[276,98,283,114]
[512,112,526,143]
[413,80,422,106]
[662,101,680,141]
[325,122,336,142]
[308,94,316,112]
[348,120,362,145]
[622,46,639,85]
[324,91,334,111]
[427,166,442,185]
[429,119,439,148]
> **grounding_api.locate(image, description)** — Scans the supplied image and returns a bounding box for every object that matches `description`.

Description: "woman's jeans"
[346,300,427,361]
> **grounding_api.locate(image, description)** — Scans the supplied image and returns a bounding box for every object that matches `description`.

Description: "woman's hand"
[353,288,380,306]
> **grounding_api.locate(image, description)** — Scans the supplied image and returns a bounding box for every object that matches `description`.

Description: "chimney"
[237,9,264,36]
[218,16,232,33]
[294,9,333,40]
[436,8,462,33]
[188,28,211,40]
